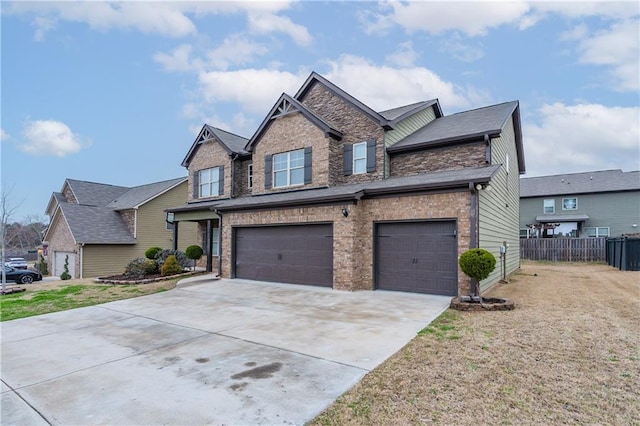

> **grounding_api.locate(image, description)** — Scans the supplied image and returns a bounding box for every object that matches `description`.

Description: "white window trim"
[562,197,578,210]
[247,164,253,189]
[199,167,220,198]
[353,141,367,175]
[543,199,555,214]
[273,149,304,188]
[584,226,610,237]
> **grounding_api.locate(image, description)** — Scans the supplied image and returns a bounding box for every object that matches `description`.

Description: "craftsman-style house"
[167,72,525,296]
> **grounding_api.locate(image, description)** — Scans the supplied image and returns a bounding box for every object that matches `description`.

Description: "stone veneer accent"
[220,190,472,296]
[389,142,487,177]
[187,140,232,201]
[234,159,253,197]
[120,210,136,236]
[300,83,385,186]
[62,184,77,203]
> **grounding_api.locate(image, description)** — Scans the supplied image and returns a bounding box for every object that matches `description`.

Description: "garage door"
[54,251,76,279]
[376,221,457,295]
[234,224,333,287]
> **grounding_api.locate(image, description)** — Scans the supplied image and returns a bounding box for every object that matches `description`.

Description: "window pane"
[354,158,366,174]
[290,168,304,185]
[563,198,577,210]
[273,153,287,171]
[290,150,304,168]
[544,199,554,214]
[353,142,366,159]
[585,227,596,237]
[598,227,609,237]
[200,183,210,197]
[274,170,287,187]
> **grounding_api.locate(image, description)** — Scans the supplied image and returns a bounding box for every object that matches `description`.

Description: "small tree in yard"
[37,254,49,275]
[459,248,496,301]
[160,255,183,276]
[60,255,72,280]
[185,245,203,271]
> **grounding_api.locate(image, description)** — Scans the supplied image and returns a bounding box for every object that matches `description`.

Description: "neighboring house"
[168,72,525,296]
[520,169,640,238]
[44,178,198,278]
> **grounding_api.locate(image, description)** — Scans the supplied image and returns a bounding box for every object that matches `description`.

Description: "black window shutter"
[218,165,224,195]
[343,144,353,176]
[304,147,313,184]
[366,139,376,173]
[264,154,272,189]
[192,171,200,199]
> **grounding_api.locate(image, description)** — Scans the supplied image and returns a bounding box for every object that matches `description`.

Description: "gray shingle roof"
[378,100,441,124]
[107,177,186,210]
[388,101,518,151]
[59,203,136,244]
[66,179,129,207]
[521,169,640,197]
[168,165,499,213]
[205,125,250,155]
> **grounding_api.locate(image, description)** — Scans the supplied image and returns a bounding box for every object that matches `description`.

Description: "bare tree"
[1,184,24,292]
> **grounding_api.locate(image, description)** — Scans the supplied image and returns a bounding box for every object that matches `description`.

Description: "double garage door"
[233,221,457,295]
[234,224,333,287]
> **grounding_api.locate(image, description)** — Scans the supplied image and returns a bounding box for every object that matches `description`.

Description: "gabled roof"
[388,101,525,173]
[521,169,640,198]
[64,179,129,207]
[45,192,66,216]
[294,72,390,129]
[58,203,136,244]
[167,165,500,213]
[107,177,187,210]
[181,125,249,167]
[378,99,443,125]
[245,93,343,152]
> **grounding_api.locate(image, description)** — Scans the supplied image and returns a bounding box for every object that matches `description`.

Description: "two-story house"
[520,169,640,238]
[44,177,198,278]
[167,72,525,296]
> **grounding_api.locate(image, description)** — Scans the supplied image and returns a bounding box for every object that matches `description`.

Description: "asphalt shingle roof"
[205,125,250,155]
[107,177,186,210]
[60,203,136,244]
[388,101,518,152]
[520,169,640,197]
[66,179,129,207]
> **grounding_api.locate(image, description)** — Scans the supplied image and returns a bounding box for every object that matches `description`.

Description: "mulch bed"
[96,271,204,285]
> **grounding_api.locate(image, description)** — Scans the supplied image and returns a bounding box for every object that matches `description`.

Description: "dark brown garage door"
[376,221,458,295]
[234,224,333,287]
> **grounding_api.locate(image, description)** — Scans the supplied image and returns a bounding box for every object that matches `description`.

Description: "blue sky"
[2,1,639,222]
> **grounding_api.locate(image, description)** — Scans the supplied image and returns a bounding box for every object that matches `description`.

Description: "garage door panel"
[376,221,457,295]
[235,225,333,287]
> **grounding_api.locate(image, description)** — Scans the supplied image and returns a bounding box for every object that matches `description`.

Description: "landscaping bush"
[60,255,72,280]
[161,255,183,276]
[145,246,163,260]
[459,248,496,282]
[36,254,49,275]
[185,245,204,270]
[156,249,190,269]
[124,258,158,279]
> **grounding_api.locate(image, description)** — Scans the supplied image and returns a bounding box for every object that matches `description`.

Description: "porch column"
[206,219,213,273]
[172,222,179,251]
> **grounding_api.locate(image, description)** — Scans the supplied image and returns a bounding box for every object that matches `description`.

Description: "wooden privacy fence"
[520,237,606,262]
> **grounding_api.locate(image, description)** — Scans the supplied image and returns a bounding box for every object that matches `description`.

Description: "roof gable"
[107,177,187,210]
[65,179,129,207]
[60,203,135,244]
[245,93,343,152]
[294,72,390,129]
[181,125,249,167]
[378,100,443,125]
[520,169,640,197]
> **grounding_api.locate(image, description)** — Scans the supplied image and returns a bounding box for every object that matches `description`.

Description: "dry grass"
[311,262,640,425]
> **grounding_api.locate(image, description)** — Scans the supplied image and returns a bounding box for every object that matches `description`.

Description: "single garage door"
[234,224,333,287]
[376,221,457,295]
[54,251,76,279]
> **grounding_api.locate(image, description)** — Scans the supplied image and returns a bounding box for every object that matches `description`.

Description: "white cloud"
[524,103,640,176]
[440,34,484,62]
[385,41,418,67]
[323,55,490,111]
[247,11,313,46]
[575,19,640,91]
[361,1,531,36]
[154,44,202,72]
[0,128,10,141]
[20,120,87,157]
[206,35,270,70]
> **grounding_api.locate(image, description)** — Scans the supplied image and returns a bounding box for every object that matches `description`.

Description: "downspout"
[230,154,239,198]
[469,182,479,297]
[213,209,223,277]
[79,243,84,279]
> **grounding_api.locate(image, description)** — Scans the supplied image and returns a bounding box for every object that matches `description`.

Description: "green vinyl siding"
[80,181,198,278]
[478,117,521,292]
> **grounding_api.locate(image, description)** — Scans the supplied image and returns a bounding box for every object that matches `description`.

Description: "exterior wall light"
[341,207,349,217]
[475,183,492,191]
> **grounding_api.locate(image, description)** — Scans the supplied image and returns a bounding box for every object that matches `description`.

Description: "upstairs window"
[344,139,376,176]
[194,166,224,199]
[353,142,367,174]
[543,199,555,214]
[273,149,305,188]
[562,197,578,210]
[247,164,253,189]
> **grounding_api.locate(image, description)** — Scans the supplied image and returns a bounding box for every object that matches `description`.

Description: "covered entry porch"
[166,206,221,274]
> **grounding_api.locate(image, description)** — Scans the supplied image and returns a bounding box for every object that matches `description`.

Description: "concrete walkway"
[1,277,450,425]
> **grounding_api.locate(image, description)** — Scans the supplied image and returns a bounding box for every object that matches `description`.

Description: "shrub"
[145,246,163,260]
[124,258,158,279]
[185,245,204,270]
[161,255,183,276]
[37,254,49,275]
[156,249,190,269]
[60,255,72,280]
[459,248,496,283]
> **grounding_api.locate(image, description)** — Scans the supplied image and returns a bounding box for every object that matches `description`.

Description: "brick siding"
[389,142,487,177]
[187,140,232,201]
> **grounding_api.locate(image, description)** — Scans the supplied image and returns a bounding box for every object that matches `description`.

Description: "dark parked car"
[3,266,42,284]
[4,257,28,269]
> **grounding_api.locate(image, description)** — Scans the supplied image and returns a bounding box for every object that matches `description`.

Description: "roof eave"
[387,99,441,127]
[388,131,500,154]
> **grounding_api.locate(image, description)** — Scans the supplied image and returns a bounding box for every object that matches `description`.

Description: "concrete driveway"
[1,276,450,425]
